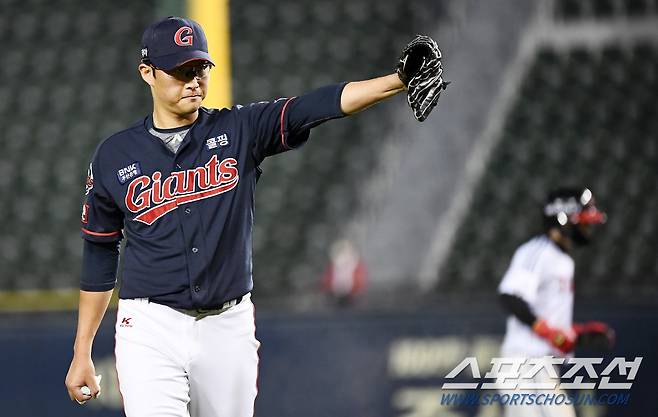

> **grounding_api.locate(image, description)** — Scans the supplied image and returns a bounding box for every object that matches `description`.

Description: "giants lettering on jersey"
[125,155,239,225]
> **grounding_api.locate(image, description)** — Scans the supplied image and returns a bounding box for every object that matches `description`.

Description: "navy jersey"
[80,83,347,309]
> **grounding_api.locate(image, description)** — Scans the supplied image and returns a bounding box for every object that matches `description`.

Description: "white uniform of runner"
[499,235,574,357]
[498,235,576,417]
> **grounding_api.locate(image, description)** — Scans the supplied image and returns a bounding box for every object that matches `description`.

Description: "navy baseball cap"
[140,16,214,70]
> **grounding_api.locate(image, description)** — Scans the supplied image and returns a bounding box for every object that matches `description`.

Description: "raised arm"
[340,74,405,115]
[248,36,448,161]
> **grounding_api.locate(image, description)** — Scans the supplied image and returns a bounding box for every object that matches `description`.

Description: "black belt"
[170,294,246,320]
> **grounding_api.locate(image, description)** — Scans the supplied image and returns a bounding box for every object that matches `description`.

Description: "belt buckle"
[191,296,242,320]
[193,308,220,320]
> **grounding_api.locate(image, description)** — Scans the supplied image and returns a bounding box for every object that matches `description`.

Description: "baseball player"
[497,187,614,417]
[64,16,447,417]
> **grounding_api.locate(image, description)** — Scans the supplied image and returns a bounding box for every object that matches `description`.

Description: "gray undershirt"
[149,127,190,154]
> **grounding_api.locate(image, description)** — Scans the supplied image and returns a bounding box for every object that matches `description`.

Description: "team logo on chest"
[125,155,239,225]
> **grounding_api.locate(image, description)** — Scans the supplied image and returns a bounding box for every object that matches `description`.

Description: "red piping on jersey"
[81,228,121,237]
[280,97,296,150]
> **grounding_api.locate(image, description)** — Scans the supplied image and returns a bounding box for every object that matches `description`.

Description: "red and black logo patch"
[85,163,94,196]
[81,203,89,224]
[174,26,193,46]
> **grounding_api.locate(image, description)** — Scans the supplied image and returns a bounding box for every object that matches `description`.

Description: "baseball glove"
[396,35,449,122]
[574,321,615,350]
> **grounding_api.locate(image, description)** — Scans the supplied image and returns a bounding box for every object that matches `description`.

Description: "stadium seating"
[4,0,653,302]
[438,42,658,299]
[555,0,658,19]
[0,0,155,290]
[231,0,443,295]
[0,0,443,296]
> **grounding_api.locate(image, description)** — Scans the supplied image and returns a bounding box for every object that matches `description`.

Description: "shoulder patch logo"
[117,162,142,185]
[81,203,89,224]
[85,163,94,195]
[206,133,229,150]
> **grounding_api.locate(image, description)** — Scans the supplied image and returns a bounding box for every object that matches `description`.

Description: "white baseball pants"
[115,294,260,417]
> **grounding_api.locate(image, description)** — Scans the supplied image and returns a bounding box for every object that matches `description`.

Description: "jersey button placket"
[175,150,207,304]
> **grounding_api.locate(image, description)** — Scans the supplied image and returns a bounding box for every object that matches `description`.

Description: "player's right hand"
[532,319,576,354]
[65,355,101,404]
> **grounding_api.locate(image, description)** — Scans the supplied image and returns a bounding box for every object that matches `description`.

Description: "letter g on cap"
[174,26,193,46]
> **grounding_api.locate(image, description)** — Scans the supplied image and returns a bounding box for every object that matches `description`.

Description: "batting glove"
[533,319,577,354]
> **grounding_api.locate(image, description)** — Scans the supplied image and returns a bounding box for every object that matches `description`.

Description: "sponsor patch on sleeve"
[117,162,142,185]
